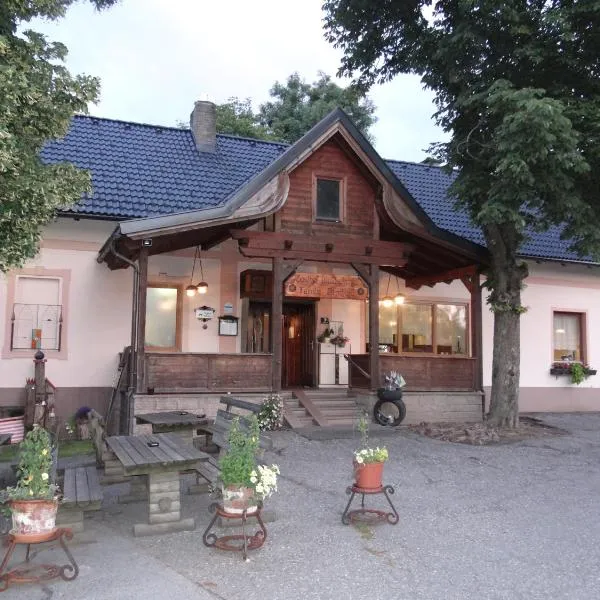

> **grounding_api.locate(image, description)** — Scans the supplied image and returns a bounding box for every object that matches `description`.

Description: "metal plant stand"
[0,528,78,592]
[341,484,399,525]
[202,503,267,560]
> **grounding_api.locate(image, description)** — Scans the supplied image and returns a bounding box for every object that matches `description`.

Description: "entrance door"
[282,302,316,388]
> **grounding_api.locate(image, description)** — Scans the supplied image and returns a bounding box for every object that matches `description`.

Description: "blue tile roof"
[42,115,591,263]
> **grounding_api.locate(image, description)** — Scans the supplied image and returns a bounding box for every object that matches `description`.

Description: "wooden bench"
[57,466,103,533]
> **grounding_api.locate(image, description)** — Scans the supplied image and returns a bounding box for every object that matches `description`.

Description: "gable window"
[315,178,342,221]
[11,276,62,351]
[553,311,585,362]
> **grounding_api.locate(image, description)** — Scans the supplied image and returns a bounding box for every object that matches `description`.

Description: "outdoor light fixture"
[186,285,196,297]
[195,246,208,294]
[394,293,405,305]
[186,246,201,297]
[381,273,394,307]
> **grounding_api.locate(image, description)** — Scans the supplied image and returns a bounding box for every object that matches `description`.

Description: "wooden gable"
[277,136,378,239]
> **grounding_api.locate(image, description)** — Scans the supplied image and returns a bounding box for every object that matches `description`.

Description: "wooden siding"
[280,138,377,237]
[349,354,476,391]
[145,353,272,393]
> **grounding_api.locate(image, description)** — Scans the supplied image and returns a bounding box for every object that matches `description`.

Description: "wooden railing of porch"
[348,354,477,392]
[144,352,273,393]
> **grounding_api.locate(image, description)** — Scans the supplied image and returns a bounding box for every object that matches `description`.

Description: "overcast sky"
[31,0,446,162]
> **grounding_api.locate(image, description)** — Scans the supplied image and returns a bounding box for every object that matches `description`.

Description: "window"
[315,178,341,221]
[374,301,469,355]
[11,276,62,350]
[146,286,182,350]
[553,311,585,362]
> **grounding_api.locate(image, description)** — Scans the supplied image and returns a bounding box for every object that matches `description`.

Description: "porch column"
[271,257,283,392]
[368,265,380,391]
[470,274,483,391]
[136,246,149,394]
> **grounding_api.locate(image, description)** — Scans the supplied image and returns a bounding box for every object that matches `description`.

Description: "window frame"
[2,268,70,360]
[312,174,346,223]
[552,309,587,364]
[372,298,470,356]
[145,283,183,352]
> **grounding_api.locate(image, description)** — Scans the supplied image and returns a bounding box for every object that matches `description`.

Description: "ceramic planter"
[221,486,258,515]
[353,460,384,490]
[10,499,58,537]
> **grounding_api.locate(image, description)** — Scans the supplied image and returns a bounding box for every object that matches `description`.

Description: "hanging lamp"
[394,277,405,305]
[186,246,199,297]
[195,246,208,294]
[381,273,394,308]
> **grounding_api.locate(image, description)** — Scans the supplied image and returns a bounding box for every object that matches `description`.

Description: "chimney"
[190,98,216,153]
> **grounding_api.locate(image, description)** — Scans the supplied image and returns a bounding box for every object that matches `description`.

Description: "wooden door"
[282,303,315,388]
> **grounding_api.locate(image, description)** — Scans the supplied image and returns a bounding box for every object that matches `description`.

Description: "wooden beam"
[281,259,303,282]
[136,245,149,395]
[405,265,478,290]
[470,276,483,391]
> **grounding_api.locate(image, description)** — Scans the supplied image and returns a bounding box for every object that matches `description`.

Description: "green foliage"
[0,0,118,273]
[215,98,274,141]
[219,416,261,488]
[570,363,587,386]
[205,72,376,143]
[4,426,57,500]
[258,71,377,143]
[256,393,284,431]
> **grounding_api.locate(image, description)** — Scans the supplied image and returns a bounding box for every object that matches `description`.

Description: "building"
[1,101,598,431]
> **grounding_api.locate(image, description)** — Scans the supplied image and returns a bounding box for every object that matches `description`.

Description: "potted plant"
[377,370,406,402]
[353,413,389,490]
[550,361,597,384]
[329,334,350,348]
[256,393,284,431]
[219,416,279,514]
[3,426,59,540]
[317,327,335,344]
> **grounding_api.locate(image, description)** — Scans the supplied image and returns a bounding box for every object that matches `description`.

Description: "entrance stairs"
[283,388,361,429]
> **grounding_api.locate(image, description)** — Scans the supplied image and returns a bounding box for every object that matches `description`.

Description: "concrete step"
[311,399,357,408]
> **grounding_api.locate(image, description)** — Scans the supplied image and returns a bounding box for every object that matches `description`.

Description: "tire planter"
[10,499,58,537]
[354,461,384,490]
[374,389,406,427]
[221,486,258,515]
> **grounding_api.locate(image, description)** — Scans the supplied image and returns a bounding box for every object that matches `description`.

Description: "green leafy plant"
[317,327,335,343]
[4,426,58,501]
[257,394,284,431]
[354,412,388,464]
[570,363,587,386]
[219,416,279,500]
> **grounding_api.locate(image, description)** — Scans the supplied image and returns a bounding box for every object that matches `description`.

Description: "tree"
[258,71,376,143]
[215,98,274,141]
[324,0,600,426]
[0,0,118,273]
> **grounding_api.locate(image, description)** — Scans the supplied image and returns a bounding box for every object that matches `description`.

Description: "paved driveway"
[4,413,600,600]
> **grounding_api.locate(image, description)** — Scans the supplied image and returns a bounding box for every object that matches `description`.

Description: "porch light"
[394,293,405,305]
[186,285,197,297]
[194,246,209,295]
[382,296,394,308]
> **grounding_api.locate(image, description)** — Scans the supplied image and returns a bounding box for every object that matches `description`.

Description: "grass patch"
[0,439,94,462]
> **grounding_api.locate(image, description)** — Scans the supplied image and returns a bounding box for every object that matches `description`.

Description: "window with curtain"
[146,286,180,350]
[553,312,584,362]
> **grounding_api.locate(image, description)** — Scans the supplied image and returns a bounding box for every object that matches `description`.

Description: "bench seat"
[57,465,103,533]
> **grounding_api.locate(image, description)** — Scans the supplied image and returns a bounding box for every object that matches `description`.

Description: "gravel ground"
[3,413,600,600]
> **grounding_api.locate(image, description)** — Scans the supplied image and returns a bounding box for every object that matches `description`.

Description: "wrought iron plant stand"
[341,484,399,525]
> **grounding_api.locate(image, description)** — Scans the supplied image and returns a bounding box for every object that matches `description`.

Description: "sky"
[31,0,447,162]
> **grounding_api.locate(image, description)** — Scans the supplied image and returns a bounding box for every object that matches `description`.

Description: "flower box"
[550,364,597,377]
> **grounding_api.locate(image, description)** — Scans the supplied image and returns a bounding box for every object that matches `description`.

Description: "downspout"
[108,240,139,431]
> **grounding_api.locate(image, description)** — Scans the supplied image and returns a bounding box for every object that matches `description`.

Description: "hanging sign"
[285,274,368,300]
[194,306,215,321]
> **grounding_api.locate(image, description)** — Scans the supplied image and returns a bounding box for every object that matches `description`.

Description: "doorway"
[282,302,316,388]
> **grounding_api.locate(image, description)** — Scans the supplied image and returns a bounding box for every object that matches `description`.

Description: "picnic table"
[105,433,209,537]
[135,411,208,446]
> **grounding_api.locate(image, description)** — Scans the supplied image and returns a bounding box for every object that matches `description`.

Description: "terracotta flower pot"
[221,486,257,515]
[10,499,58,537]
[353,461,384,490]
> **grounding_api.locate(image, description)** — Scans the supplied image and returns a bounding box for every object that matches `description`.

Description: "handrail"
[343,353,371,380]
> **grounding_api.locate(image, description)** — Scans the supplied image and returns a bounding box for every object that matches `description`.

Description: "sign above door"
[284,273,368,300]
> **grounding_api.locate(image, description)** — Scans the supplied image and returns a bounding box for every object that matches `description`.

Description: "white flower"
[355,455,363,464]
[41,473,49,481]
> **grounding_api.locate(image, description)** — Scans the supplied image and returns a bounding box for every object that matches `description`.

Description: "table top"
[135,411,208,427]
[105,433,209,474]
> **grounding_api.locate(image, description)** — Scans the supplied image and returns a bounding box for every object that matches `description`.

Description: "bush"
[257,394,284,431]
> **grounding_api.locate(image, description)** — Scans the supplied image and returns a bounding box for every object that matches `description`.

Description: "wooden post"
[271,257,283,392]
[369,265,380,391]
[470,274,483,391]
[136,246,149,394]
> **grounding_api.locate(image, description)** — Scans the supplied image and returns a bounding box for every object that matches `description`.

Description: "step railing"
[343,353,371,381]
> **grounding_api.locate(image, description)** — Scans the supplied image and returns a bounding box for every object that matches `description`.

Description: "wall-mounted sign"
[224,302,234,314]
[285,274,368,300]
[194,306,215,321]
[218,316,239,336]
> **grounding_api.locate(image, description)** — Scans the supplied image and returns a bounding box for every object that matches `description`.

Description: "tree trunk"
[483,224,528,428]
